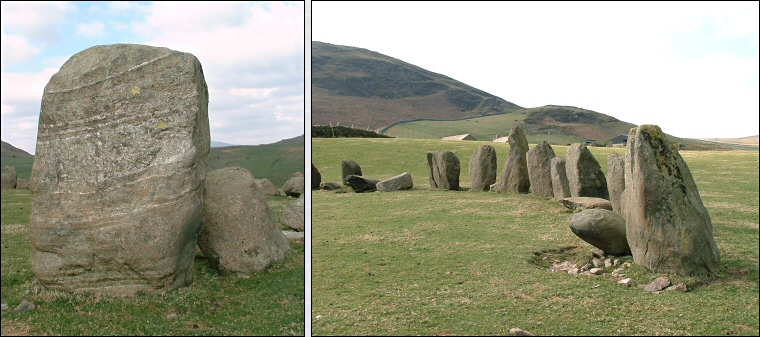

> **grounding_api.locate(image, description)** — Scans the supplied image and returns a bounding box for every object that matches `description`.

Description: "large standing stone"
[607,152,625,213]
[526,141,556,197]
[569,209,631,256]
[29,44,210,295]
[550,157,571,200]
[281,196,305,232]
[311,163,321,190]
[623,124,720,276]
[1,166,17,189]
[497,126,530,193]
[341,160,362,186]
[469,145,497,191]
[565,143,609,199]
[283,172,304,197]
[199,167,289,274]
[427,150,460,190]
[376,172,413,192]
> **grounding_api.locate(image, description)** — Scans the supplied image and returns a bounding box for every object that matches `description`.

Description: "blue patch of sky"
[667,19,758,60]
[5,1,150,73]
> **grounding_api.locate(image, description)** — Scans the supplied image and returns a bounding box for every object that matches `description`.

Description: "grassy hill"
[312,41,522,130]
[311,137,759,335]
[206,135,305,187]
[313,42,757,152]
[0,136,304,187]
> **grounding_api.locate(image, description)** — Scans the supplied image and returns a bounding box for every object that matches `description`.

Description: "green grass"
[1,189,304,336]
[311,138,759,335]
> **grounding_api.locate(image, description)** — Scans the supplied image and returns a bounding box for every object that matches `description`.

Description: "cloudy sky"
[1,1,305,155]
[313,1,759,139]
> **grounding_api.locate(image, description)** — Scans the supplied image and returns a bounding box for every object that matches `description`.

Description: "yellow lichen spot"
[158,120,166,129]
[132,86,140,95]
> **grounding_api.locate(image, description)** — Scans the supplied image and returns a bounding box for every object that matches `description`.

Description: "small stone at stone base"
[509,328,534,336]
[167,313,179,319]
[618,278,633,286]
[14,299,34,312]
[666,283,688,292]
[644,277,671,293]
[589,268,605,275]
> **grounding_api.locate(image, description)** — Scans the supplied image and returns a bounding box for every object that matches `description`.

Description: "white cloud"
[0,29,39,67]
[76,21,106,38]
[131,1,305,145]
[0,1,76,43]
[312,1,758,138]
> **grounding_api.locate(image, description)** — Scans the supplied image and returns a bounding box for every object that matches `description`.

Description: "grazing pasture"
[311,137,759,336]
[0,190,304,336]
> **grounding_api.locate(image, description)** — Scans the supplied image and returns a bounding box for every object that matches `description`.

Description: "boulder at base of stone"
[255,178,281,196]
[527,141,556,197]
[497,126,530,193]
[199,167,289,274]
[469,145,497,191]
[29,43,209,295]
[345,175,379,193]
[283,172,304,197]
[1,166,17,189]
[311,163,321,190]
[320,181,342,190]
[569,208,631,256]
[565,143,609,199]
[623,124,720,276]
[281,196,304,232]
[427,150,460,190]
[341,160,362,185]
[16,178,29,189]
[560,197,613,211]
[550,157,571,200]
[376,172,413,192]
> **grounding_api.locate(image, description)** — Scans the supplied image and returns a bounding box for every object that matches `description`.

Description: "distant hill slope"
[207,134,305,187]
[312,41,522,130]
[0,136,304,186]
[1,140,33,159]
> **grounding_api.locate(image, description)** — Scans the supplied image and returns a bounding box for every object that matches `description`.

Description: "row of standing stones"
[313,124,720,278]
[1,166,30,189]
[25,43,303,296]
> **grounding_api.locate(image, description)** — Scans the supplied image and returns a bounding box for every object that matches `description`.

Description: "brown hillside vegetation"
[312,41,522,130]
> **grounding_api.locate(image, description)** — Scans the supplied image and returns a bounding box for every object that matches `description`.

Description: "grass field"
[311,137,759,335]
[0,189,304,336]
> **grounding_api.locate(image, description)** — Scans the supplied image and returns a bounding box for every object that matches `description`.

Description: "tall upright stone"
[2,166,17,189]
[623,124,720,276]
[497,126,530,193]
[311,163,322,190]
[341,160,362,186]
[427,150,460,190]
[550,157,571,200]
[29,44,210,295]
[606,152,625,213]
[469,145,497,191]
[565,143,609,199]
[526,141,556,197]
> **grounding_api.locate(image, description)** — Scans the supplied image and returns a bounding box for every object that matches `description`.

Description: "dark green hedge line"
[312,125,394,138]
